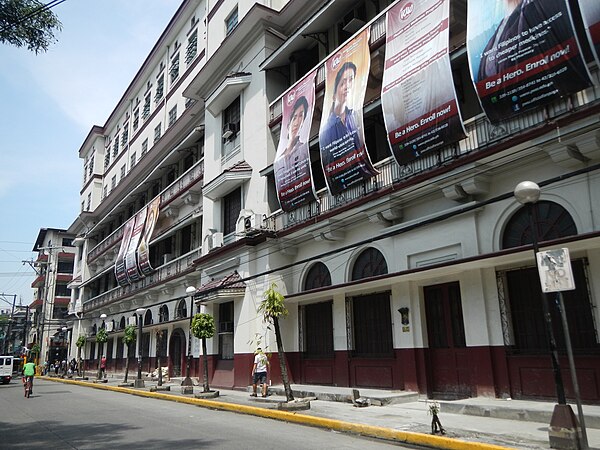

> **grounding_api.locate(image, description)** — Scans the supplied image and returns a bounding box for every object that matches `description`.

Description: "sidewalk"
[43,374,600,450]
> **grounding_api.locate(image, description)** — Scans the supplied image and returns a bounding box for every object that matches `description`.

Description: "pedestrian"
[251,347,269,397]
[100,355,107,378]
[54,360,59,375]
[70,358,77,375]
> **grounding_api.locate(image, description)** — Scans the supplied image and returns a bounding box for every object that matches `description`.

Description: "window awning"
[193,271,246,304]
[203,160,252,200]
[205,73,251,117]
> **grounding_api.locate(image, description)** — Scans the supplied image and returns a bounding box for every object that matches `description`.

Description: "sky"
[0,0,183,310]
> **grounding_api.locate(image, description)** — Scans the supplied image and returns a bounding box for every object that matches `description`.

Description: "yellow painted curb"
[41,377,514,450]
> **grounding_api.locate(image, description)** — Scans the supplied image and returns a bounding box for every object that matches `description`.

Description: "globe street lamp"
[61,326,68,377]
[181,286,196,393]
[134,308,146,388]
[514,181,584,449]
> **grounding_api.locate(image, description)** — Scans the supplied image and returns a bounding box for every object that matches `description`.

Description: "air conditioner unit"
[342,5,367,34]
[212,232,224,249]
[222,122,236,139]
[105,322,114,332]
[244,213,263,231]
[128,316,137,326]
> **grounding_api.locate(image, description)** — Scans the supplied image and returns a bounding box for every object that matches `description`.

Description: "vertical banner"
[274,70,318,211]
[319,28,378,196]
[467,0,591,124]
[382,0,465,165]
[115,218,135,286]
[124,207,147,283]
[138,197,160,275]
[579,0,600,66]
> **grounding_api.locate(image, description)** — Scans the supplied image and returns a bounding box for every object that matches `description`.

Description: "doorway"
[424,281,470,399]
[169,328,185,377]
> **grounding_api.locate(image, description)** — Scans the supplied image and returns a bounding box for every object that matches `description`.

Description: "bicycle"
[23,376,33,398]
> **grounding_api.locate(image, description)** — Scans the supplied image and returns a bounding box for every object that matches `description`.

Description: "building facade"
[29,228,75,364]
[69,0,600,402]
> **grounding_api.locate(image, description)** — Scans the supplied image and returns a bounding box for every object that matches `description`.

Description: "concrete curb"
[41,377,515,450]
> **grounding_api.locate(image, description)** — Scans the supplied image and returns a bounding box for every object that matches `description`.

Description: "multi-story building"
[29,228,75,364]
[69,0,600,402]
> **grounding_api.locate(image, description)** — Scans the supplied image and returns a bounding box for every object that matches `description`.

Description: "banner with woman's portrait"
[579,0,600,67]
[319,28,378,196]
[382,0,465,166]
[137,197,160,275]
[114,217,135,286]
[124,207,147,283]
[467,0,591,124]
[274,70,318,212]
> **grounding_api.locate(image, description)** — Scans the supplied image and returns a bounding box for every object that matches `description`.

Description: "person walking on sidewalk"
[100,355,107,378]
[251,348,269,397]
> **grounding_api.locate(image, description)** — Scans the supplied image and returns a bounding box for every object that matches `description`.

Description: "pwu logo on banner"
[536,248,576,293]
[331,54,342,70]
[400,2,414,20]
[286,89,296,106]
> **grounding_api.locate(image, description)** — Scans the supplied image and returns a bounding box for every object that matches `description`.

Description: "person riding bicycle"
[22,360,36,395]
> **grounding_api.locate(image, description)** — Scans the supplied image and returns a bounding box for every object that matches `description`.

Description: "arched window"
[119,316,126,330]
[351,248,388,281]
[159,305,169,323]
[144,309,153,326]
[304,262,332,291]
[502,201,577,249]
[176,299,187,319]
[91,324,97,336]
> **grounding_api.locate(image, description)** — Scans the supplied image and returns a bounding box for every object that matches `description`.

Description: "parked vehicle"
[0,356,13,384]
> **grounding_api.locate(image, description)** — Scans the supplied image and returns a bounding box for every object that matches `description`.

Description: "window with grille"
[133,109,139,131]
[168,105,177,127]
[186,30,198,64]
[223,97,240,142]
[154,123,162,144]
[141,138,148,156]
[352,292,393,357]
[86,193,91,211]
[111,175,116,190]
[159,305,169,323]
[142,94,151,120]
[218,302,234,360]
[130,152,136,168]
[121,128,129,147]
[170,54,180,83]
[351,248,388,281]
[113,136,119,157]
[103,185,107,199]
[304,262,332,291]
[225,7,238,36]
[302,301,334,358]
[104,151,110,169]
[155,75,164,103]
[223,187,241,235]
[120,165,126,179]
[176,299,187,319]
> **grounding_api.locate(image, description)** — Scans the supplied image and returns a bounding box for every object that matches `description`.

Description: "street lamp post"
[61,326,67,377]
[135,308,146,388]
[181,286,196,393]
[514,181,584,449]
[97,313,106,380]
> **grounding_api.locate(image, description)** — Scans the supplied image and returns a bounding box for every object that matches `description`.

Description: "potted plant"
[122,325,136,384]
[75,335,86,377]
[96,328,108,380]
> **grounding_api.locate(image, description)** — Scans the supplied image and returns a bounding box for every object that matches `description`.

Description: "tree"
[0,0,62,53]
[95,328,108,380]
[155,329,164,387]
[191,312,215,393]
[30,343,41,366]
[258,283,294,402]
[75,335,85,377]
[122,325,136,383]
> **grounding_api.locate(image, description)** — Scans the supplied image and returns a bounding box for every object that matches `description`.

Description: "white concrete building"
[68,0,600,401]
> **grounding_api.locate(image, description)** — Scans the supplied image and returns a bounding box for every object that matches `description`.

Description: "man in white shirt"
[251,347,269,397]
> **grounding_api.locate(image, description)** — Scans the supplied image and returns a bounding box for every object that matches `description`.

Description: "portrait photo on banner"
[273,70,318,212]
[319,28,378,196]
[466,0,591,123]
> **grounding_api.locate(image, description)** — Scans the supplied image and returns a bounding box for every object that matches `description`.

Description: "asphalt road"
[0,378,405,449]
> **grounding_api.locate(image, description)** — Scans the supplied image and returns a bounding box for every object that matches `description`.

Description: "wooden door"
[424,282,471,399]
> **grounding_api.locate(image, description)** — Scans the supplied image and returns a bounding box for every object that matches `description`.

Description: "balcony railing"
[268,67,600,232]
[83,248,200,312]
[88,159,204,264]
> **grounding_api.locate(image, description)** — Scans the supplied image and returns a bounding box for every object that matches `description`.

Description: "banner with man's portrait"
[382,0,465,166]
[274,70,318,212]
[467,0,591,124]
[115,217,135,286]
[137,197,160,275]
[124,207,147,283]
[579,0,600,67]
[319,28,378,196]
